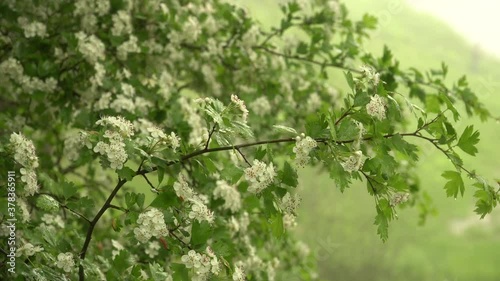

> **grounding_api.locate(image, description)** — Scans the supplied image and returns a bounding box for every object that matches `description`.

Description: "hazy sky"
[407,0,500,58]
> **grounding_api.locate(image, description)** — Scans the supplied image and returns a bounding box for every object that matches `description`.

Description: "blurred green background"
[236,0,500,280]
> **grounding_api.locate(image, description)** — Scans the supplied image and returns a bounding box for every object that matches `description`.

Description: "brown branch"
[78,178,127,281]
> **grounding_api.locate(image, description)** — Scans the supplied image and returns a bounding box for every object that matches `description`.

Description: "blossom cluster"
[341,150,367,173]
[16,242,44,257]
[133,208,169,243]
[93,116,134,170]
[0,58,57,95]
[56,252,75,273]
[232,261,246,281]
[293,134,318,167]
[146,126,181,151]
[390,192,410,207]
[174,174,215,224]
[179,97,209,146]
[360,65,381,86]
[213,180,242,212]
[76,32,106,63]
[244,160,276,193]
[366,95,387,121]
[231,94,249,122]
[18,17,47,38]
[10,133,39,196]
[181,247,221,280]
[281,192,301,214]
[63,131,93,161]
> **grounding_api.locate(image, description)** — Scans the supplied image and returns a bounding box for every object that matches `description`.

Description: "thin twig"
[205,124,217,150]
[141,174,156,190]
[236,147,252,167]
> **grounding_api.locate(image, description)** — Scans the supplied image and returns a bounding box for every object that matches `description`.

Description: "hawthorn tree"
[0,0,498,280]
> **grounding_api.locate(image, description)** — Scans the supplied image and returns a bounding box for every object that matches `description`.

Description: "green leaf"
[157,166,165,185]
[457,125,480,156]
[61,181,78,200]
[473,189,493,218]
[389,134,419,161]
[117,166,135,181]
[191,221,212,247]
[442,171,465,198]
[344,71,355,93]
[272,125,297,134]
[149,262,171,281]
[171,263,189,281]
[280,161,298,187]
[269,213,284,238]
[149,188,181,209]
[136,193,145,208]
[374,208,389,242]
[220,166,244,185]
[125,192,136,209]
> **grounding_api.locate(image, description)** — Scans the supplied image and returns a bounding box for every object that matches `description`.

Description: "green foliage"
[0,0,497,280]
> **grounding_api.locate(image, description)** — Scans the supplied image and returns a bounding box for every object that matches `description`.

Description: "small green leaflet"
[280,161,298,187]
[272,125,297,134]
[442,171,465,198]
[269,213,284,238]
[457,125,480,156]
[117,166,136,181]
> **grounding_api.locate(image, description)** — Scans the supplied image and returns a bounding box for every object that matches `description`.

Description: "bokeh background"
[233,0,500,280]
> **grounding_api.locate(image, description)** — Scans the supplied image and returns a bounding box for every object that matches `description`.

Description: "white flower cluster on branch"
[366,95,387,120]
[390,192,410,207]
[134,208,169,243]
[341,150,367,173]
[244,160,276,193]
[0,58,57,94]
[293,134,317,167]
[174,173,215,224]
[10,133,39,196]
[231,94,249,123]
[93,116,134,170]
[181,247,221,280]
[213,180,242,212]
[56,252,75,273]
[16,242,43,257]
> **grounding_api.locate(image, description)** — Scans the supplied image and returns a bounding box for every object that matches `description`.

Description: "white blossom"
[181,247,220,279]
[341,150,366,173]
[95,116,135,137]
[10,133,39,196]
[188,198,215,224]
[179,97,208,146]
[133,208,169,243]
[117,35,139,60]
[56,252,75,272]
[18,17,47,38]
[366,94,386,120]
[244,160,276,193]
[145,241,161,258]
[76,32,106,63]
[183,16,202,42]
[280,192,301,214]
[390,192,410,207]
[283,213,297,229]
[111,10,133,36]
[306,92,322,112]
[360,65,380,86]
[213,180,241,212]
[293,134,317,167]
[173,173,195,200]
[232,262,246,281]
[249,96,271,116]
[16,243,43,257]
